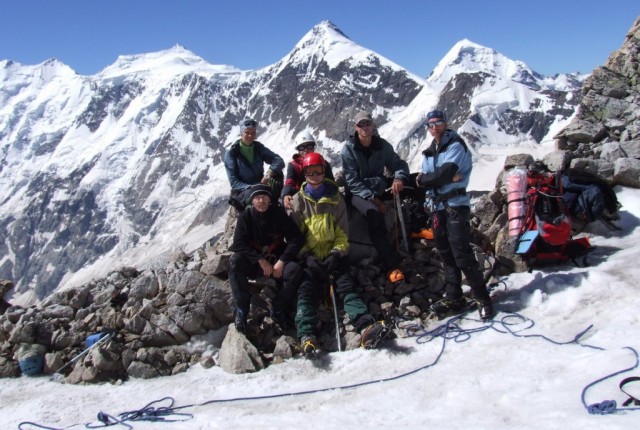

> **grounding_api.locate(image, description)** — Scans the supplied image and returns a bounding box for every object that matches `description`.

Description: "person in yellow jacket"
[289,152,388,354]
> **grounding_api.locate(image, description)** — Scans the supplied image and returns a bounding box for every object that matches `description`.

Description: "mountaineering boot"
[355,314,391,349]
[477,300,494,321]
[235,309,247,334]
[430,297,467,317]
[359,320,392,349]
[300,336,318,356]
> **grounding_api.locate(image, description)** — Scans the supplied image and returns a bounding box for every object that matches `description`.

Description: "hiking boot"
[477,300,494,321]
[411,228,434,240]
[387,268,404,283]
[359,320,392,349]
[430,297,467,316]
[300,336,318,355]
[235,309,247,334]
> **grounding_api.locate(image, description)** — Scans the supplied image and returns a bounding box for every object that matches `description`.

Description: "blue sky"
[1,0,637,77]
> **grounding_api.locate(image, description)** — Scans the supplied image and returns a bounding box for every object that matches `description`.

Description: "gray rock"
[614,158,640,187]
[218,324,264,374]
[43,304,75,320]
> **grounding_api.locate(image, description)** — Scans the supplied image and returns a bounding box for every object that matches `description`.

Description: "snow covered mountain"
[0,21,585,303]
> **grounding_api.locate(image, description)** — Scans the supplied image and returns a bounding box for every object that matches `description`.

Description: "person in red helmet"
[280,131,334,210]
[289,152,389,354]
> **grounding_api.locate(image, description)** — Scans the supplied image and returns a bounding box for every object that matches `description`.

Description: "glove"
[324,253,340,274]
[305,254,322,273]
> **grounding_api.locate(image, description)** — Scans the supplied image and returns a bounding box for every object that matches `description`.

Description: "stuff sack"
[503,167,528,237]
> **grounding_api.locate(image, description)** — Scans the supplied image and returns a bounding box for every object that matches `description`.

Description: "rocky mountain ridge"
[1,20,585,302]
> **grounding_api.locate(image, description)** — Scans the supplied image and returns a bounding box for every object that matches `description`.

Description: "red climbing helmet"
[302,152,325,169]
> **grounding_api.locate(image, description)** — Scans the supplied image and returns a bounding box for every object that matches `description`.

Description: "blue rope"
[18,309,639,429]
[580,346,640,415]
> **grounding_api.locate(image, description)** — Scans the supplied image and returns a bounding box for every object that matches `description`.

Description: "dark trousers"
[295,255,368,339]
[350,195,400,271]
[433,206,490,302]
[228,252,302,315]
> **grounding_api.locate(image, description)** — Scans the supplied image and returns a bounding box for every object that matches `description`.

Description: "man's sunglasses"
[242,119,258,128]
[426,120,446,128]
[296,143,316,151]
[356,120,372,128]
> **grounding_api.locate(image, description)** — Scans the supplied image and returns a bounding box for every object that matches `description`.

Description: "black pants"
[228,253,302,315]
[350,195,400,271]
[433,205,489,302]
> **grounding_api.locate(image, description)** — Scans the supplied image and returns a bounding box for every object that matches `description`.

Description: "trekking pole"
[50,331,112,381]
[329,274,342,352]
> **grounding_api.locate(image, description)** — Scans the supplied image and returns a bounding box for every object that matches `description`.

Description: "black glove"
[305,254,322,273]
[324,253,340,274]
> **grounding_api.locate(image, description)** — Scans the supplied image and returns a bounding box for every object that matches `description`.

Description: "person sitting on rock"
[340,111,410,283]
[280,130,334,210]
[228,184,304,334]
[289,152,389,354]
[224,118,285,211]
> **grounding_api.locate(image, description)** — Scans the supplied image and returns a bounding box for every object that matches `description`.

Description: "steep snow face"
[0,21,584,304]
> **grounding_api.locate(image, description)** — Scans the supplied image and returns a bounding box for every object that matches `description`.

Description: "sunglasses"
[296,143,316,151]
[356,120,372,128]
[242,119,258,128]
[304,168,325,177]
[426,120,446,128]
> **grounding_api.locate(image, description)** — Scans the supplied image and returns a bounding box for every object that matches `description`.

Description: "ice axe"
[328,274,342,352]
[387,185,412,253]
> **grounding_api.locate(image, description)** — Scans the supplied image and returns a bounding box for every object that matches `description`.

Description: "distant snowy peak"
[98,44,240,81]
[281,20,421,81]
[428,38,545,88]
[284,20,363,68]
[0,58,78,84]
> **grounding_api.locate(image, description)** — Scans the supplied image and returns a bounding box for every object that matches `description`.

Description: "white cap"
[295,131,316,148]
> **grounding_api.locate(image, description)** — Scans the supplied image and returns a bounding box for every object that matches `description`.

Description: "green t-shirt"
[238,141,255,164]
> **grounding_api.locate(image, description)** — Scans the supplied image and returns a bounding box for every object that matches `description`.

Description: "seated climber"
[224,118,285,211]
[281,130,334,210]
[228,184,304,333]
[340,111,410,282]
[289,152,389,354]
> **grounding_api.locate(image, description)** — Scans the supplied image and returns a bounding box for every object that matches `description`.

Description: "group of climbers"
[222,110,494,354]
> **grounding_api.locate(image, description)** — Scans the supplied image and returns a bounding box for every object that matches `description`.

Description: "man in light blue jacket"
[417,110,493,321]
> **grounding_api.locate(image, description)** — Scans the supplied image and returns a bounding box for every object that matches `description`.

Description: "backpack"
[516,169,591,269]
[561,169,621,228]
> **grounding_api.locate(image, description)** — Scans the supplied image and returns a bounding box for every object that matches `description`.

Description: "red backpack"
[516,169,591,269]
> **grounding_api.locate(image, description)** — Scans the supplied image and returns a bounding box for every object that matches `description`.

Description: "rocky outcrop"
[556,17,640,187]
[1,204,485,382]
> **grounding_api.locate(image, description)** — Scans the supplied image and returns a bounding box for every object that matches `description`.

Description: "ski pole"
[50,331,112,381]
[329,275,342,352]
